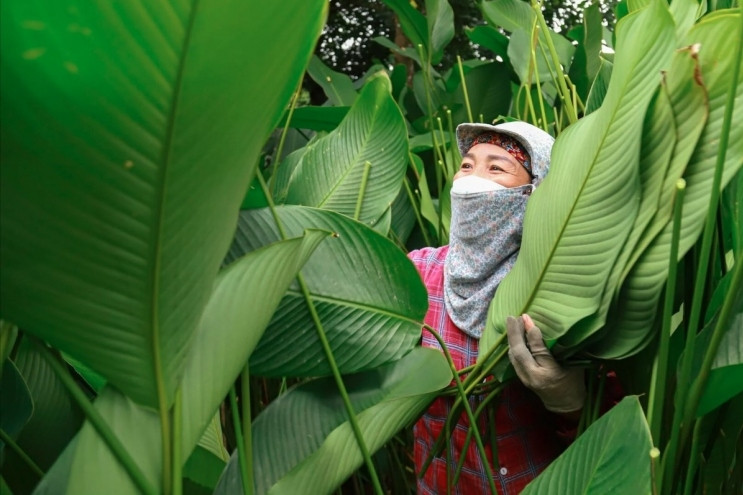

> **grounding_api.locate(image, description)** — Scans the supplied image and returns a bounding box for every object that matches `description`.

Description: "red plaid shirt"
[410,246,567,494]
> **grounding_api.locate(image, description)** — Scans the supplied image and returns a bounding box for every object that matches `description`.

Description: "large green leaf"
[277,106,349,133]
[522,397,653,494]
[0,0,326,409]
[465,25,509,60]
[283,74,409,227]
[564,42,709,353]
[214,347,451,495]
[2,339,84,495]
[568,4,604,101]
[426,0,455,65]
[34,231,328,494]
[0,360,32,451]
[227,206,428,377]
[379,0,428,55]
[588,10,743,358]
[306,56,357,107]
[481,0,675,356]
[449,62,512,125]
[507,28,576,86]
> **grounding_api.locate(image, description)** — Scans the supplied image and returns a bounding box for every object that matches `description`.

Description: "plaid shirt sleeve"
[409,246,566,495]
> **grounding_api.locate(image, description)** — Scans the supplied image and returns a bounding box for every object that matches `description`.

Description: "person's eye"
[489,164,502,172]
[460,162,473,170]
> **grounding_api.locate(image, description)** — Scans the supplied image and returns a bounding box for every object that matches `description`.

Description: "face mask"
[450,175,506,195]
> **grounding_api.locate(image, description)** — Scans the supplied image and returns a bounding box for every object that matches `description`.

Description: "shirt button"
[500,467,508,476]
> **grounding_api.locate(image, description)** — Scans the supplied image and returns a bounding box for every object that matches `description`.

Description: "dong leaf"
[214,348,451,495]
[565,41,709,353]
[0,0,326,409]
[481,0,675,356]
[227,206,427,377]
[522,397,653,494]
[284,74,409,228]
[589,10,743,358]
[426,0,455,65]
[465,25,509,60]
[35,231,328,494]
[379,0,427,54]
[307,56,357,107]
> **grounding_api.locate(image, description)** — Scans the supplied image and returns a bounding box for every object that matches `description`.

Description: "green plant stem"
[229,386,252,495]
[403,177,434,247]
[255,172,384,495]
[446,109,458,173]
[241,367,254,495]
[683,420,703,495]
[30,338,157,495]
[457,55,473,122]
[423,324,498,495]
[650,447,661,495]
[437,118,452,176]
[269,79,304,193]
[648,179,686,448]
[354,161,372,221]
[171,388,183,495]
[532,0,578,124]
[0,427,44,478]
[668,14,742,483]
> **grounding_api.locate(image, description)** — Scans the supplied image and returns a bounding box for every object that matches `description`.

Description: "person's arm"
[506,314,586,416]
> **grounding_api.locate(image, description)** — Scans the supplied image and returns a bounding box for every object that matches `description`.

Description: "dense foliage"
[1,1,741,494]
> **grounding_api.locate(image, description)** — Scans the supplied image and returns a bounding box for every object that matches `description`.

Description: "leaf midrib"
[150,0,201,410]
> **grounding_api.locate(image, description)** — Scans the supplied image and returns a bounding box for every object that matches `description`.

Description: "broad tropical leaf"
[522,397,652,494]
[0,360,33,450]
[307,56,357,106]
[379,0,428,55]
[283,74,409,227]
[481,0,675,356]
[227,206,428,377]
[426,0,455,64]
[277,106,349,133]
[35,231,328,494]
[563,42,708,353]
[568,4,604,101]
[589,10,743,358]
[214,348,452,495]
[465,25,509,60]
[0,0,326,408]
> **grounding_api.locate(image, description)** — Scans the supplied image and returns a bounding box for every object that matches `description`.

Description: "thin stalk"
[171,388,183,495]
[446,110,458,173]
[650,447,661,495]
[269,79,304,193]
[590,371,606,424]
[230,387,252,495]
[457,55,473,122]
[0,428,44,478]
[30,339,157,495]
[530,47,549,132]
[403,177,434,247]
[354,161,372,221]
[241,367,254,495]
[669,13,742,481]
[437,117,452,177]
[648,180,686,446]
[423,324,498,495]
[256,172,383,495]
[682,420,703,495]
[532,0,578,124]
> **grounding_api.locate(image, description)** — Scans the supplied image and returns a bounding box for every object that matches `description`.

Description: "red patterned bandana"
[467,132,532,174]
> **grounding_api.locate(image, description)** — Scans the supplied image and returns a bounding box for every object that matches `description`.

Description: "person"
[409,121,587,494]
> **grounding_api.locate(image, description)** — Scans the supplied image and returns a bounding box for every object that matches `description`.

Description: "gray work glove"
[506,314,586,414]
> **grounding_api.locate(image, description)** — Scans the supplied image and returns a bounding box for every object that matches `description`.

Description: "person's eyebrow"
[485,154,520,168]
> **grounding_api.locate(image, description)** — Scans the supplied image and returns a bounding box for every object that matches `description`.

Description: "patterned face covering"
[444,183,532,338]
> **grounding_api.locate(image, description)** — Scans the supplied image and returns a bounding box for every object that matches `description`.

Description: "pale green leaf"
[522,397,653,494]
[214,348,452,495]
[482,0,675,357]
[589,10,743,358]
[426,0,455,64]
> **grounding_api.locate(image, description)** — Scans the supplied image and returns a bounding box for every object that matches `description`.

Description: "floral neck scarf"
[444,185,532,338]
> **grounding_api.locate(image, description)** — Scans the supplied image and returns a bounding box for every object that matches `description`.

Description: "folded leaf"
[482,0,675,357]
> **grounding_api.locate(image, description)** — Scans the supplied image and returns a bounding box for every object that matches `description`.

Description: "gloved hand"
[506,314,586,414]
